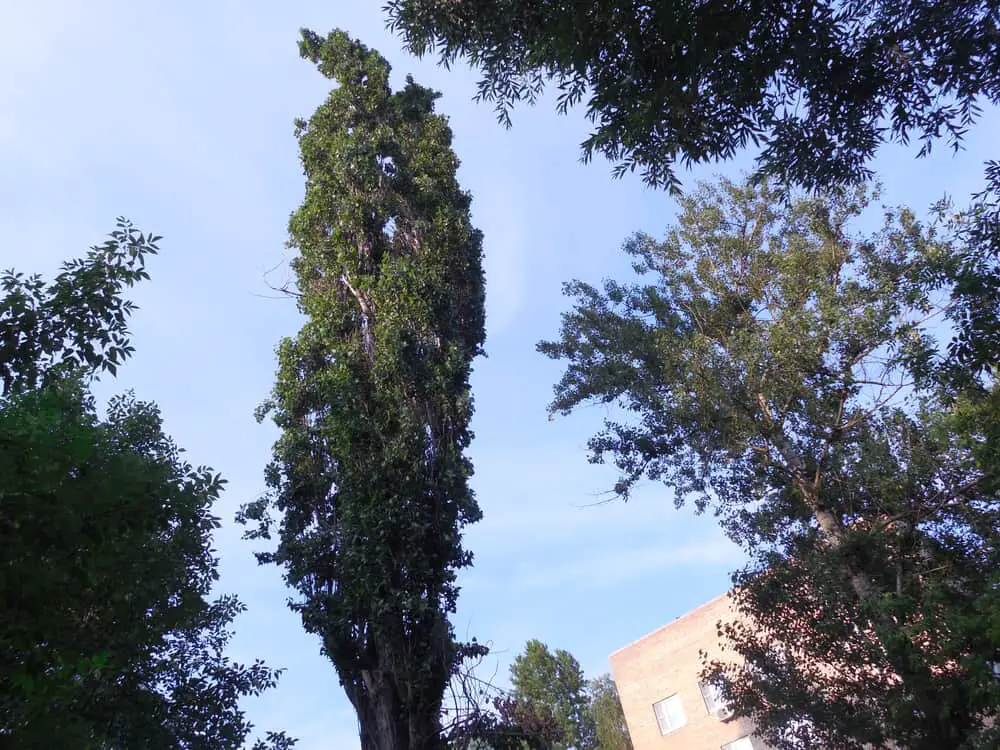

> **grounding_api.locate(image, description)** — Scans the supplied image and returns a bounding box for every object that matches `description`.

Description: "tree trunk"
[349,670,406,750]
[347,666,447,750]
[767,425,962,746]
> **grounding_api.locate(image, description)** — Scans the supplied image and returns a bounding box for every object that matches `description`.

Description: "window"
[652,694,687,735]
[781,717,815,742]
[700,680,727,713]
[722,737,754,750]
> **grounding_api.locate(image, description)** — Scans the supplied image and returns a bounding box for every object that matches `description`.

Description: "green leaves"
[0,218,157,396]
[0,382,290,748]
[504,645,632,750]
[540,178,951,516]
[588,675,632,750]
[541,176,1000,747]
[388,0,999,192]
[510,641,595,750]
[0,225,290,749]
[244,29,485,750]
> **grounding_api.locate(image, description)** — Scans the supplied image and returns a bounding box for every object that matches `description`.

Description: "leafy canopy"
[539,177,1000,747]
[587,675,631,750]
[240,29,486,750]
[387,0,1000,191]
[1,218,157,394]
[510,641,594,750]
[0,224,291,749]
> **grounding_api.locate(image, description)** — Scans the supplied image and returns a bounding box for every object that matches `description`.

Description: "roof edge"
[608,589,733,660]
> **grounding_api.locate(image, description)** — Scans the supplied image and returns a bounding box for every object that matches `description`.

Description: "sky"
[2,2,997,747]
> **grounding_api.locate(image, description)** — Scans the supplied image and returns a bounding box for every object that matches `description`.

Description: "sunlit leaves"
[540,177,999,747]
[243,29,485,750]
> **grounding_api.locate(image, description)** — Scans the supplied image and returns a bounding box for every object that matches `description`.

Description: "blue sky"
[2,2,997,747]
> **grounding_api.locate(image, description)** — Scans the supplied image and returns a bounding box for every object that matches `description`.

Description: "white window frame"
[722,736,754,750]
[652,693,687,735]
[699,679,727,713]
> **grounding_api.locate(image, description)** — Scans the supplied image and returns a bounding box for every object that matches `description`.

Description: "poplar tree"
[240,30,486,750]
[588,675,631,750]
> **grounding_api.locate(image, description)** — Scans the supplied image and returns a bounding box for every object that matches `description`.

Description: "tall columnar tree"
[240,29,486,750]
[538,178,999,748]
[0,223,291,749]
[510,641,595,750]
[386,0,1000,192]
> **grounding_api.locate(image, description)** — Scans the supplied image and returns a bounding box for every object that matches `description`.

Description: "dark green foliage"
[500,647,631,750]
[0,386,287,749]
[587,675,631,750]
[710,402,1000,749]
[1,218,157,395]
[240,29,486,750]
[510,641,594,750]
[387,0,1000,191]
[0,226,290,748]
[539,177,999,747]
[942,161,1000,375]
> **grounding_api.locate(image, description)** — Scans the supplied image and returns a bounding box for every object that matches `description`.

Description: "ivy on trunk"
[240,29,486,750]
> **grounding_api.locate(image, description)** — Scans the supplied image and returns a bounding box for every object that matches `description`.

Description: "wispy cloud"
[516,537,741,590]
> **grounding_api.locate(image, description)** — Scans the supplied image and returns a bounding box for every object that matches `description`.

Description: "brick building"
[609,593,765,750]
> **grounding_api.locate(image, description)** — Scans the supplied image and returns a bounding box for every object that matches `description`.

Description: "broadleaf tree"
[0,224,292,749]
[587,675,631,750]
[385,0,1000,192]
[538,177,1000,748]
[510,641,594,750]
[239,29,486,750]
[945,159,1000,373]
[0,218,156,394]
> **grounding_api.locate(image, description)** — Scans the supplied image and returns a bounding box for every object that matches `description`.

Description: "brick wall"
[610,593,765,750]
